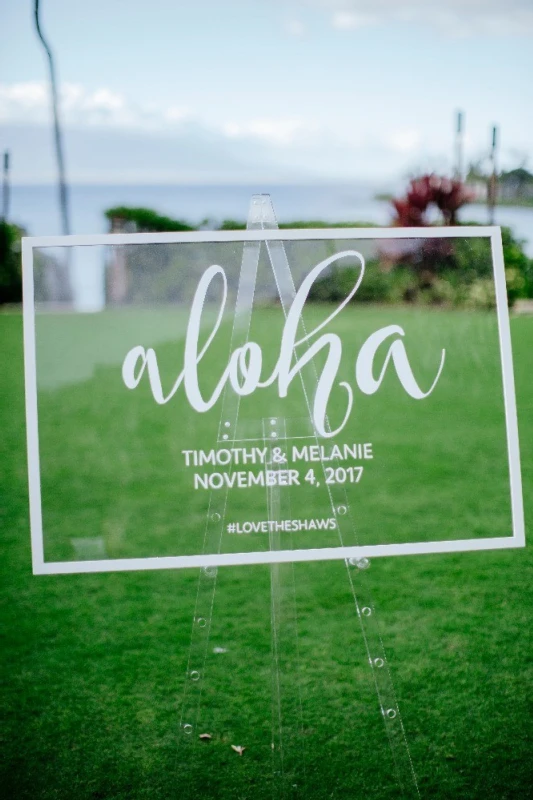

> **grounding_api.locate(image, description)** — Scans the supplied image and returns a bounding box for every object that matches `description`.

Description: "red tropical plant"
[392,174,473,226]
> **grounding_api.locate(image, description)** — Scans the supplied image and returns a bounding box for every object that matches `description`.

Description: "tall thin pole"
[454,110,464,181]
[488,124,498,225]
[34,0,71,235]
[1,151,9,223]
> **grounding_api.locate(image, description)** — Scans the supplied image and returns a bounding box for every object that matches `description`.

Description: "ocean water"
[9,183,533,254]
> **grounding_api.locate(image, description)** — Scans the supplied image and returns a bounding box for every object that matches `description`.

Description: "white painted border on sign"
[22,227,525,575]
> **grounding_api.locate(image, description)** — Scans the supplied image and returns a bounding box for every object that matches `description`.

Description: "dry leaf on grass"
[231,745,246,756]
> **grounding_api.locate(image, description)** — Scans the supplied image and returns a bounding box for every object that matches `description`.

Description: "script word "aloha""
[122,251,446,438]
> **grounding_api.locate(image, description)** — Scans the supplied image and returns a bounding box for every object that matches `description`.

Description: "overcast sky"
[1,0,532,184]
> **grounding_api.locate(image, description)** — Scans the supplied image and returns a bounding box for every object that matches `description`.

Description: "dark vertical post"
[454,110,464,181]
[34,0,71,235]
[488,125,498,225]
[1,151,9,222]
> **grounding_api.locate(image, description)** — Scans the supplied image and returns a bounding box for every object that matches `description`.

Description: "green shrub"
[501,226,533,301]
[218,219,246,231]
[308,262,422,305]
[465,279,497,310]
[385,268,420,303]
[104,207,196,232]
[419,278,457,306]
[278,220,378,230]
[218,219,378,231]
[0,221,24,305]
[348,262,390,303]
[451,236,493,281]
[505,268,527,306]
[459,223,533,303]
[308,260,391,304]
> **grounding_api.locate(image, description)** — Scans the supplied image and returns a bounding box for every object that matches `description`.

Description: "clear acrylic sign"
[22,226,524,574]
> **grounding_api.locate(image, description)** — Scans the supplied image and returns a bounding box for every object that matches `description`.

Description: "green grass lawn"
[1,307,532,799]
